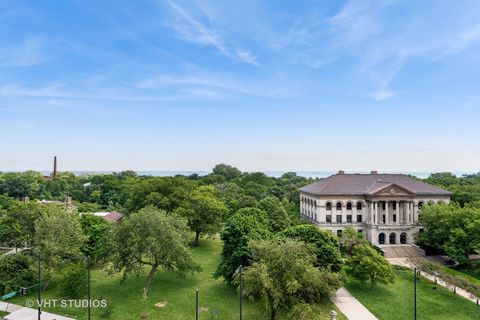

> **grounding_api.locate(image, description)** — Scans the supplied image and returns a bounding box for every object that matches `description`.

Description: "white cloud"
[236,50,258,65]
[0,36,48,68]
[370,89,394,101]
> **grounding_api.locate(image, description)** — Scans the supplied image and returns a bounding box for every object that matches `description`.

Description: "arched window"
[326,202,332,211]
[336,202,342,210]
[389,233,396,244]
[356,202,362,210]
[400,232,407,244]
[418,201,424,209]
[346,202,352,210]
[379,233,385,245]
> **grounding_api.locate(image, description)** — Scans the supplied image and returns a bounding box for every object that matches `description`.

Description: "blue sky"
[1,0,480,172]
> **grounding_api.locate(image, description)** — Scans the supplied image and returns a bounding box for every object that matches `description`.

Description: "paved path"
[330,287,378,320]
[0,301,73,320]
[387,258,478,304]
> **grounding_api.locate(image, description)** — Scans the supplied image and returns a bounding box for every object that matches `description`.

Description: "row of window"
[326,214,363,223]
[326,202,363,211]
[336,229,362,237]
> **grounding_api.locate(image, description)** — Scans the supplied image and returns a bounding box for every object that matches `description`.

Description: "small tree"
[212,164,241,181]
[238,239,342,320]
[176,186,228,246]
[348,244,394,287]
[341,226,368,256]
[107,206,200,298]
[34,206,86,291]
[59,262,87,298]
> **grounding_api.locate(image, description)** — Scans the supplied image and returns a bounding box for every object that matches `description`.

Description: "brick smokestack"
[53,156,57,178]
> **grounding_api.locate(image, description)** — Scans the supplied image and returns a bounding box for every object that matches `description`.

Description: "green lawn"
[10,238,344,320]
[0,310,9,317]
[346,267,480,320]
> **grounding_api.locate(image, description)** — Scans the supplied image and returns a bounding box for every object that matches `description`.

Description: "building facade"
[299,171,452,246]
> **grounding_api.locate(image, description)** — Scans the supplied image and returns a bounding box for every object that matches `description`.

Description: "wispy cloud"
[0,36,48,68]
[164,1,258,65]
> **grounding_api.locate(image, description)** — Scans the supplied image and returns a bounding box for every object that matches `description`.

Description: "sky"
[1,0,480,173]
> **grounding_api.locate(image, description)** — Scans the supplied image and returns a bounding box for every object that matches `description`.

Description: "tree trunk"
[270,309,277,320]
[194,231,201,246]
[143,265,158,299]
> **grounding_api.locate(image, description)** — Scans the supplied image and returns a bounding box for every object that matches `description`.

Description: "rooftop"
[299,171,452,196]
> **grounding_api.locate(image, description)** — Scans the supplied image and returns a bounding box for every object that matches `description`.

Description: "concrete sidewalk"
[330,287,378,320]
[0,301,73,320]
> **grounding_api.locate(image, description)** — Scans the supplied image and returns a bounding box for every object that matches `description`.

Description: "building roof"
[90,211,124,222]
[299,172,453,196]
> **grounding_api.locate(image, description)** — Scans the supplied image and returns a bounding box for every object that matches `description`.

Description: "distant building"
[89,211,124,223]
[299,171,452,256]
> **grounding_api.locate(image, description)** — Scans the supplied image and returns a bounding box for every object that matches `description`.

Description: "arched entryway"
[389,233,396,244]
[379,233,385,245]
[400,232,407,244]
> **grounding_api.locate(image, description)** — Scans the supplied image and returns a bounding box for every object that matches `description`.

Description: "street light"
[414,267,417,320]
[235,265,243,320]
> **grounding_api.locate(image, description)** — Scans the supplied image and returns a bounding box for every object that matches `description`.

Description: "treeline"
[0,164,314,220]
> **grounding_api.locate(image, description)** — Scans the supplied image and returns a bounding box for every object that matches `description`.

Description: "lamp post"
[414,267,417,320]
[235,265,243,320]
[38,254,41,320]
[195,288,199,320]
[239,265,243,320]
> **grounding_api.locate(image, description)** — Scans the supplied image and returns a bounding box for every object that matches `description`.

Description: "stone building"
[299,171,452,251]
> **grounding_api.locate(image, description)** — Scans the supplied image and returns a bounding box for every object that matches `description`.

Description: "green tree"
[0,252,36,295]
[59,262,87,298]
[258,196,290,232]
[176,186,228,246]
[278,224,343,272]
[417,204,480,265]
[212,164,241,181]
[348,244,394,287]
[107,206,200,298]
[215,210,270,282]
[79,214,110,264]
[341,226,368,256]
[34,206,86,291]
[238,239,342,320]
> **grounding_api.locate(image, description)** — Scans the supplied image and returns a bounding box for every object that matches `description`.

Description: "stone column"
[373,202,377,224]
[395,201,399,225]
[385,201,389,225]
[408,201,412,224]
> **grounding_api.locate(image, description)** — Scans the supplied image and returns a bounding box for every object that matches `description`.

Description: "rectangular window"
[393,202,397,210]
[357,215,362,222]
[336,215,342,223]
[326,215,332,223]
[393,214,397,223]
[347,215,352,223]
[382,203,386,210]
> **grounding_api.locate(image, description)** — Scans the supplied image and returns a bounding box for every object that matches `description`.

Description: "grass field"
[0,310,8,317]
[346,267,480,320]
[444,267,480,285]
[10,238,345,320]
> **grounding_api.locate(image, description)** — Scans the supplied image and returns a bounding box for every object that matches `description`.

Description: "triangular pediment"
[371,183,413,196]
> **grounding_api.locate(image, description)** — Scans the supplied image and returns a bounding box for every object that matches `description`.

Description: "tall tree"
[258,196,290,232]
[215,209,270,282]
[212,164,241,181]
[278,224,343,272]
[107,206,200,298]
[238,239,342,320]
[176,186,228,246]
[34,205,86,291]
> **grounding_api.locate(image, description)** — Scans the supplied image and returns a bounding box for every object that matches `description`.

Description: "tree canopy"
[107,206,200,297]
[238,239,342,320]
